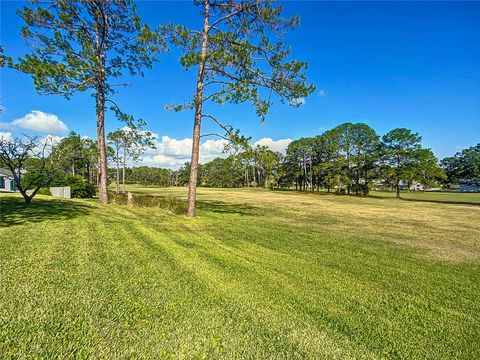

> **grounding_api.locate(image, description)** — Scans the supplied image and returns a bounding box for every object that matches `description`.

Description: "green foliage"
[21,157,62,190]
[381,128,444,195]
[441,144,480,184]
[123,166,171,187]
[13,0,165,99]
[108,191,186,214]
[176,162,202,186]
[10,0,166,203]
[412,148,446,188]
[36,187,51,196]
[49,174,96,198]
[167,0,314,122]
[107,192,129,206]
[176,123,448,194]
[50,132,97,181]
[201,156,244,187]
[1,134,60,204]
[66,176,96,198]
[283,123,381,194]
[132,194,187,215]
[108,128,156,170]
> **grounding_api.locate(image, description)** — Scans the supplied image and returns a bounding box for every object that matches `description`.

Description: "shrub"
[108,192,187,215]
[108,192,128,205]
[133,194,187,214]
[37,187,51,196]
[64,175,95,198]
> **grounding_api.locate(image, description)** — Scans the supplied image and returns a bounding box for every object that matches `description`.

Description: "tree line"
[162,124,477,198]
[5,122,473,205]
[2,1,477,210]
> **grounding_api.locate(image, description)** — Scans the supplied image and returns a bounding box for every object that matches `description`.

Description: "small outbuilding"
[459,180,480,192]
[0,168,16,193]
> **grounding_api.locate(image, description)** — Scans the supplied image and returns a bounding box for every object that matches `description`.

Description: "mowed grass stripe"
[135,219,370,358]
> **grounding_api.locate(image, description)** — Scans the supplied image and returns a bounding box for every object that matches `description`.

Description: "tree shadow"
[0,196,93,228]
[273,189,480,206]
[196,200,257,216]
[367,194,480,206]
[398,197,480,206]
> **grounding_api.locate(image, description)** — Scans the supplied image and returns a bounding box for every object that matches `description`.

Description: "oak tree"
[0,134,58,204]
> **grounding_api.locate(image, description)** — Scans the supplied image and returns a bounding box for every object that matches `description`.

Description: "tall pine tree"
[168,0,315,216]
[11,0,164,203]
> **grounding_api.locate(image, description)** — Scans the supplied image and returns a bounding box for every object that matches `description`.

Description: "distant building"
[0,168,16,192]
[374,180,426,191]
[459,180,480,192]
[399,181,425,191]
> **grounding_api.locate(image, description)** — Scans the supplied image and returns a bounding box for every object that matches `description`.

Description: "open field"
[1,187,479,358]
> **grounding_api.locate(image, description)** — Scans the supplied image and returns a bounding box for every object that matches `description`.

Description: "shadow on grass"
[367,194,480,206]
[0,196,92,227]
[272,189,480,206]
[196,200,256,216]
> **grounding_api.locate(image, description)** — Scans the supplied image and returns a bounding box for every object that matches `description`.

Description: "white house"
[0,168,16,192]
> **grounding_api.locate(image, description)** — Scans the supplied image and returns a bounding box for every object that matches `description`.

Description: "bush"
[64,175,95,198]
[37,187,51,196]
[108,192,187,215]
[108,192,128,205]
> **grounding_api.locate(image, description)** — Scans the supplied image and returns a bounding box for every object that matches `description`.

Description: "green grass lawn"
[1,187,479,358]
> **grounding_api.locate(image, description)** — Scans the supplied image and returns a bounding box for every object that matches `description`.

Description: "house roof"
[0,168,14,177]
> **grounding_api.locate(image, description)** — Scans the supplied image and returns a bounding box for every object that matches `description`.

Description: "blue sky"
[1,1,479,167]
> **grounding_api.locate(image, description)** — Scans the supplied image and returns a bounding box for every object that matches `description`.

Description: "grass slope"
[1,188,479,358]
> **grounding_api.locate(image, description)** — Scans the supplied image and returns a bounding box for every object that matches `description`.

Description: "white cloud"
[318,89,327,97]
[0,131,12,142]
[0,132,62,148]
[32,134,64,156]
[0,122,14,130]
[139,136,228,169]
[12,110,68,133]
[40,134,63,147]
[253,137,292,154]
[289,97,306,106]
[122,134,295,169]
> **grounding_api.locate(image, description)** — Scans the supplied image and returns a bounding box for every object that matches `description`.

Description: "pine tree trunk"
[187,0,210,217]
[309,159,313,192]
[96,86,108,204]
[303,162,307,191]
[94,20,108,204]
[122,148,126,193]
[115,144,120,193]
